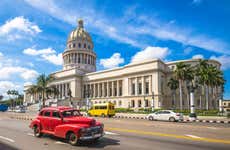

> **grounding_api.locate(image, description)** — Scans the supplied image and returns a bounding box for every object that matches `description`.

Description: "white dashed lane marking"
[105,131,119,135]
[27,133,34,136]
[55,141,67,145]
[206,127,218,130]
[185,134,201,139]
[0,136,15,143]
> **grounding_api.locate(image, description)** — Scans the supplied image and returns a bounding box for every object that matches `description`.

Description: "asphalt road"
[0,115,229,150]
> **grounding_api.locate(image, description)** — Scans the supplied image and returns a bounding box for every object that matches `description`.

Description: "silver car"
[147,110,183,122]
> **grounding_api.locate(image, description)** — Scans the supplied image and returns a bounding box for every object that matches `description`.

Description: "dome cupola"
[62,19,96,73]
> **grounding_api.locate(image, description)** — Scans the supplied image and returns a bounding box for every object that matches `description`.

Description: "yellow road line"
[106,127,230,144]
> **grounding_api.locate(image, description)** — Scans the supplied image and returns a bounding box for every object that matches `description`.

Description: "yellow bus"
[88,102,115,117]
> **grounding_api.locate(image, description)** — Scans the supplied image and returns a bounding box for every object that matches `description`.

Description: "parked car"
[29,106,104,146]
[14,107,26,113]
[0,104,8,112]
[147,110,183,122]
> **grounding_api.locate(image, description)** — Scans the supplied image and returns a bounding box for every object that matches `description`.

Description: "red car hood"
[63,116,96,126]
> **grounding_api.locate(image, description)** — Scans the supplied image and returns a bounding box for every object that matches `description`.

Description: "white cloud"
[41,53,63,65]
[0,66,38,80]
[0,81,21,98]
[210,55,230,70]
[23,47,63,65]
[184,47,193,55]
[0,16,41,40]
[99,53,124,69]
[0,54,38,81]
[0,52,3,58]
[192,54,204,59]
[131,46,170,63]
[23,47,55,56]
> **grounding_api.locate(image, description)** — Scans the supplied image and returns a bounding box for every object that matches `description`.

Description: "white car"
[147,110,183,122]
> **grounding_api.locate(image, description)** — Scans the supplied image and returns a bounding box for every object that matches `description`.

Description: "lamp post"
[151,92,154,112]
[38,94,42,111]
[67,88,73,108]
[187,79,197,120]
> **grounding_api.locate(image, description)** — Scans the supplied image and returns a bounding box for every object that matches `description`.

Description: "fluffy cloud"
[0,81,21,98]
[0,16,41,40]
[23,47,55,56]
[131,46,170,63]
[210,55,230,70]
[0,66,38,80]
[99,53,124,69]
[192,54,204,59]
[23,47,63,65]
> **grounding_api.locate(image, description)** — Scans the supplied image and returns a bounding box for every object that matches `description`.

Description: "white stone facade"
[24,20,222,110]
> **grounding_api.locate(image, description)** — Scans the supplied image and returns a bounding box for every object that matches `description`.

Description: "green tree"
[167,78,179,109]
[27,74,58,108]
[174,62,192,110]
[196,60,225,110]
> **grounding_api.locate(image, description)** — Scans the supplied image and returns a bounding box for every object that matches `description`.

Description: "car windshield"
[62,110,81,117]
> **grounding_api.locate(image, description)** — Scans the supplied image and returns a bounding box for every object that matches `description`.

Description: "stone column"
[93,84,96,98]
[102,82,104,97]
[142,76,145,95]
[98,83,100,97]
[149,76,152,95]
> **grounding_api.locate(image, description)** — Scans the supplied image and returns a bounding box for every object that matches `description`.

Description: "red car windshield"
[62,110,81,117]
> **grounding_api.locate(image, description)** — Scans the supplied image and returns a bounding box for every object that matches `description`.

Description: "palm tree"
[167,78,179,109]
[174,62,192,110]
[27,74,58,108]
[7,90,13,109]
[196,60,225,110]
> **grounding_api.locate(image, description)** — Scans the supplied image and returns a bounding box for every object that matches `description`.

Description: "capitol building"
[24,20,222,110]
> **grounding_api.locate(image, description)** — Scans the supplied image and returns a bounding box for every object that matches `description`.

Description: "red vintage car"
[29,106,104,145]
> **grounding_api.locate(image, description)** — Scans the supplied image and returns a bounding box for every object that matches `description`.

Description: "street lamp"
[67,88,73,108]
[151,92,154,112]
[187,79,198,120]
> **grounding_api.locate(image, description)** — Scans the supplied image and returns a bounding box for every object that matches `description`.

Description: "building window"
[113,101,116,105]
[109,87,112,96]
[84,43,86,48]
[119,100,122,106]
[78,56,80,63]
[131,100,135,108]
[145,82,149,94]
[138,83,142,95]
[131,83,135,95]
[114,87,117,96]
[144,100,149,107]
[78,43,81,48]
[138,100,141,107]
[69,44,71,48]
[119,86,122,96]
[73,43,75,48]
[88,45,90,49]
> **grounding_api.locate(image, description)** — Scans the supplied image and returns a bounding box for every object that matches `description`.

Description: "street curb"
[7,114,230,124]
[112,115,230,124]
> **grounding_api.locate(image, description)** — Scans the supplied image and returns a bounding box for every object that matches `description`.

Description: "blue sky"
[0,0,230,99]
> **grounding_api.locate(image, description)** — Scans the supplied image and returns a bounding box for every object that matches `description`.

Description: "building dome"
[62,19,96,73]
[67,19,92,43]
